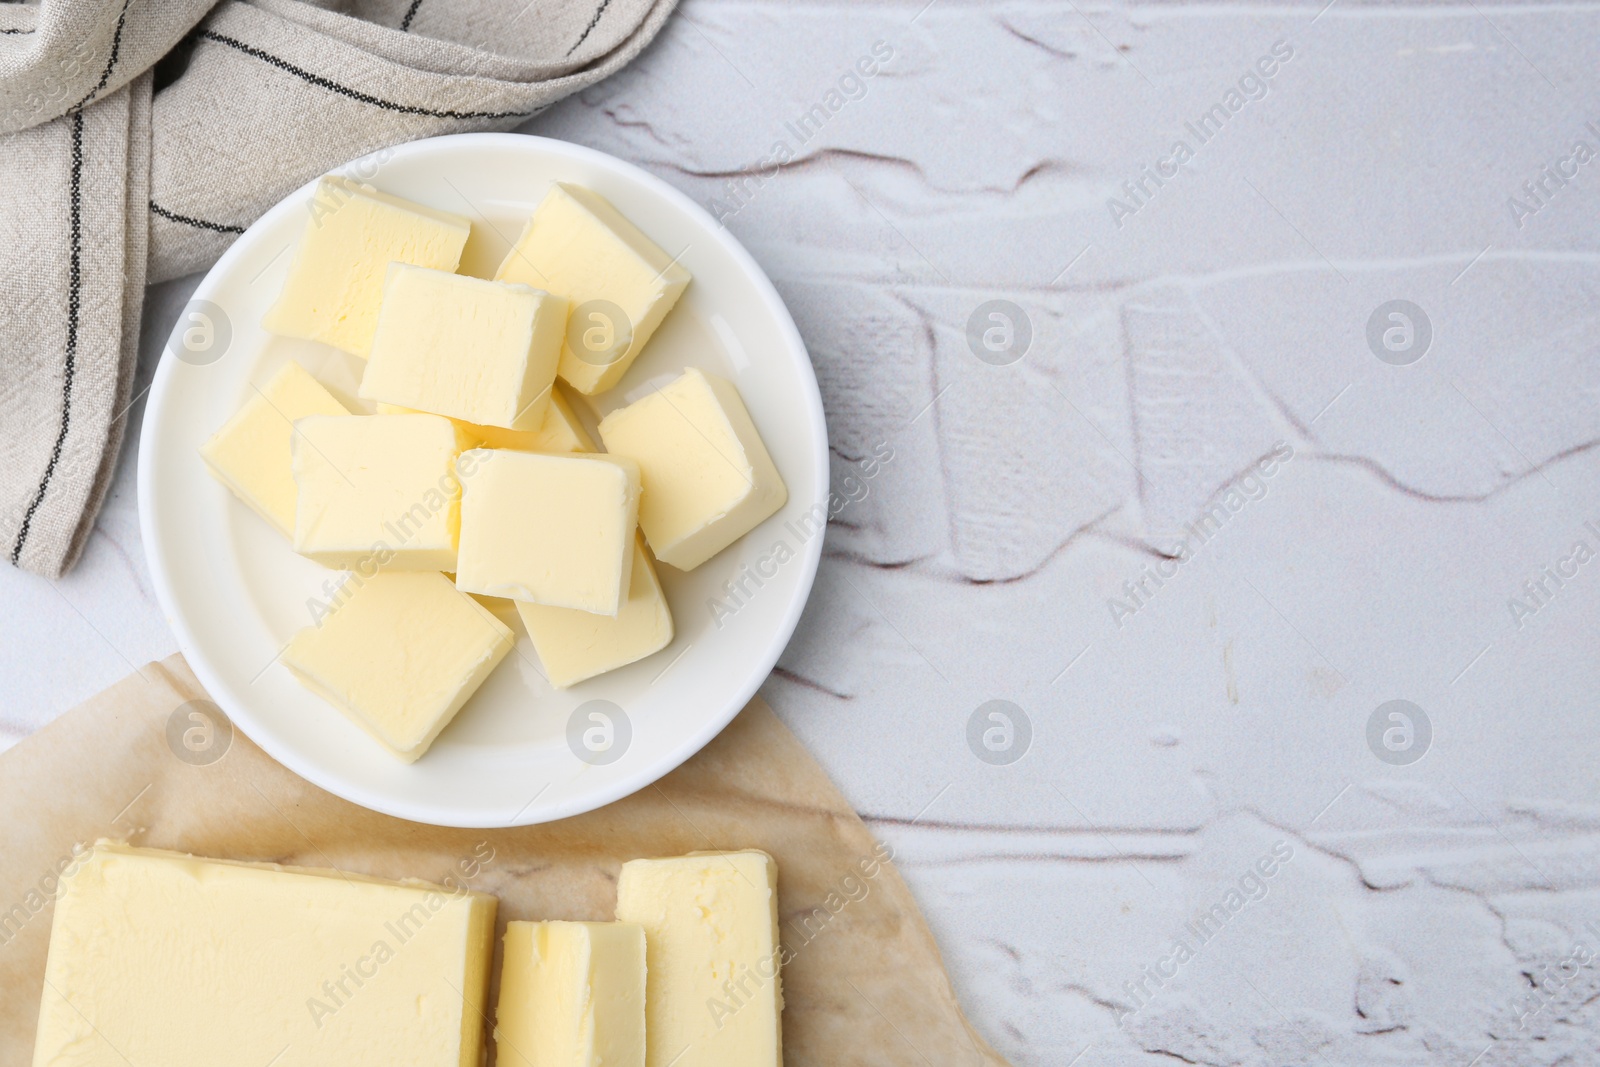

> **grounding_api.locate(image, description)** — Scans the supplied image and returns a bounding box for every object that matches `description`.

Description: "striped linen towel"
[0,0,675,578]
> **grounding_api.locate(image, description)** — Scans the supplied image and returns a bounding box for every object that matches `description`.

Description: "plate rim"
[137,131,828,828]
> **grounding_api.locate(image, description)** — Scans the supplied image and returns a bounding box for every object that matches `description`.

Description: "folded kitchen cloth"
[0,0,675,579]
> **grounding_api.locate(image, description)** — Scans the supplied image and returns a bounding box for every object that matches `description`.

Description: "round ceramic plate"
[139,133,827,828]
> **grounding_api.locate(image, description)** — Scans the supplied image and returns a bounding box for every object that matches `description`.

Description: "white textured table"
[6,3,1600,1063]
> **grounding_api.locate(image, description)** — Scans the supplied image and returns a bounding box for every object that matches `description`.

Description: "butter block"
[292,413,470,570]
[199,361,350,537]
[495,921,646,1067]
[361,265,566,430]
[598,368,787,571]
[495,183,691,395]
[615,851,782,1067]
[455,449,640,615]
[515,538,673,688]
[482,384,595,452]
[32,843,497,1067]
[377,382,594,453]
[264,177,471,357]
[283,570,513,761]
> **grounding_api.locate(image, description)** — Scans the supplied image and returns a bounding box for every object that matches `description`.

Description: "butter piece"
[455,449,640,615]
[495,183,690,395]
[515,537,673,688]
[377,382,594,453]
[495,921,646,1067]
[264,176,471,357]
[199,361,350,537]
[283,570,513,761]
[32,843,496,1067]
[614,851,782,1067]
[292,413,470,571]
[598,368,787,571]
[479,384,595,452]
[360,265,566,430]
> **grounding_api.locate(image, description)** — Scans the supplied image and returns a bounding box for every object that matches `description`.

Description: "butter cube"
[292,413,469,571]
[377,382,594,453]
[199,361,350,537]
[283,571,513,761]
[515,538,673,688]
[480,384,596,452]
[32,843,497,1067]
[496,183,691,395]
[599,369,787,571]
[455,449,640,615]
[264,176,471,357]
[360,265,566,430]
[615,851,782,1067]
[495,921,646,1067]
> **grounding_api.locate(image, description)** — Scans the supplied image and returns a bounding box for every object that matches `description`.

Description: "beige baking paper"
[0,654,1007,1066]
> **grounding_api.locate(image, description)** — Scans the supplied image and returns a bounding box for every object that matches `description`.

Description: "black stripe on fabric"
[73,0,130,110]
[12,111,84,566]
[150,200,246,235]
[567,0,613,56]
[399,0,424,32]
[197,30,530,120]
[0,28,34,34]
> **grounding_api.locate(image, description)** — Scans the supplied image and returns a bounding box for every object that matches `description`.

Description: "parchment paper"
[0,655,1007,1067]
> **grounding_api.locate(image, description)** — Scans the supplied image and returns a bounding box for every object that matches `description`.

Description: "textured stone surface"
[4,3,1600,1064]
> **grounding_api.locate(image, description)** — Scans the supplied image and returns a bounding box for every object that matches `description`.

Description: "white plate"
[139,134,827,828]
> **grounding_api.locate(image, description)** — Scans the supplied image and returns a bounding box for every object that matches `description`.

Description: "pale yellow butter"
[376,381,594,453]
[495,921,647,1067]
[454,449,640,615]
[477,384,595,452]
[495,183,690,395]
[263,176,471,357]
[199,360,349,537]
[615,851,783,1067]
[291,413,470,571]
[515,537,673,688]
[31,843,497,1067]
[360,265,566,430]
[598,368,786,571]
[282,570,513,761]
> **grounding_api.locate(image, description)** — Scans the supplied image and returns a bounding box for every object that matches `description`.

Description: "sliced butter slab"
[494,183,690,395]
[31,842,497,1067]
[199,360,350,537]
[615,851,783,1067]
[292,413,470,571]
[376,381,594,453]
[515,537,673,688]
[495,921,646,1067]
[455,449,640,615]
[598,368,786,571]
[282,570,513,761]
[263,176,471,357]
[361,265,566,430]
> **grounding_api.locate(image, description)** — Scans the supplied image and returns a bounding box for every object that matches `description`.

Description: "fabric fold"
[0,0,676,578]
[1,76,152,576]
